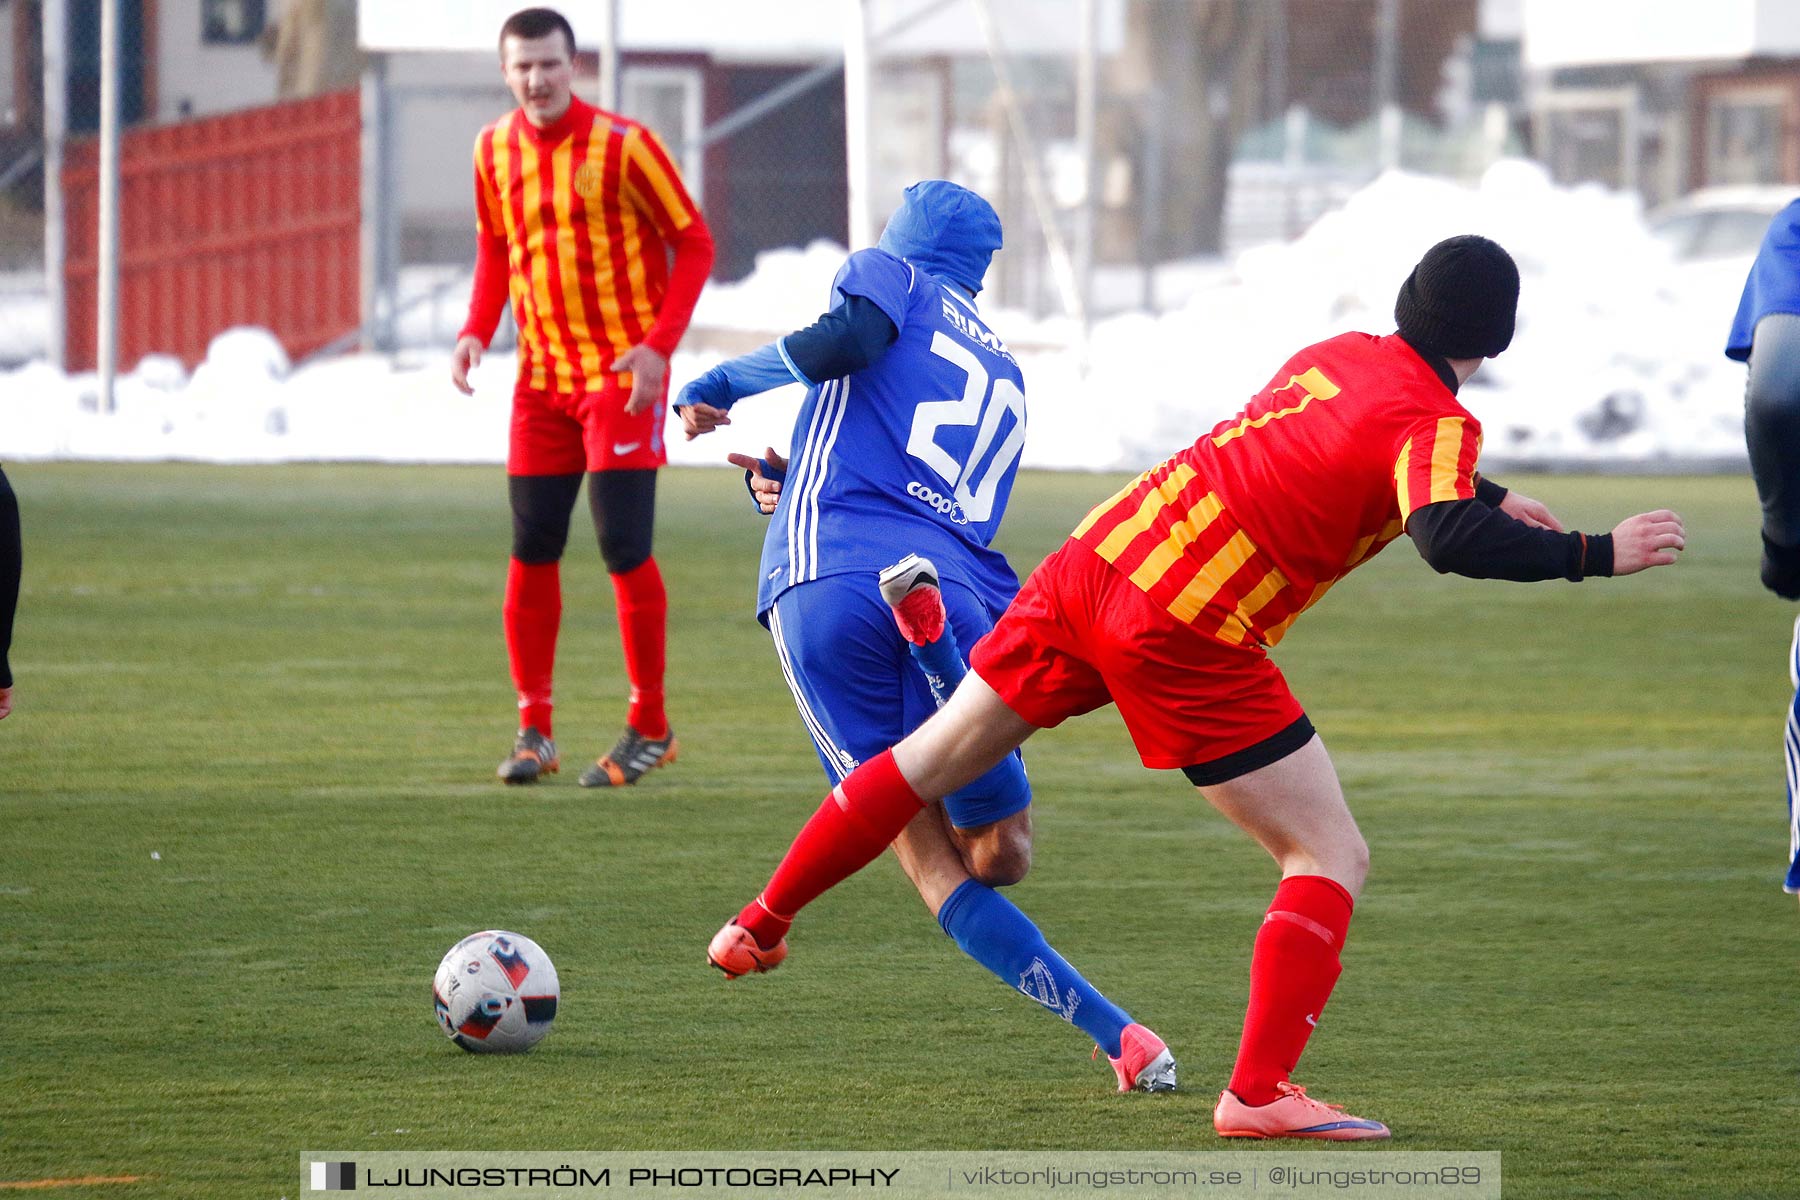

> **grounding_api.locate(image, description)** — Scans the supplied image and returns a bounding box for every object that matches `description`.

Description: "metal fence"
[0,0,1525,367]
[59,88,360,371]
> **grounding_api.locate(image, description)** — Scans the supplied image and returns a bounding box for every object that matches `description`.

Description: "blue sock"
[909,625,965,709]
[937,878,1134,1058]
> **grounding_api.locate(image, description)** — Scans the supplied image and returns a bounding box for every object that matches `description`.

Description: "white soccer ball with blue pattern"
[432,930,560,1053]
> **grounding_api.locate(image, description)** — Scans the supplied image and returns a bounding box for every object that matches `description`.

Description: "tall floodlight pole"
[843,0,873,250]
[970,0,1082,322]
[42,0,66,369]
[1074,0,1098,346]
[598,0,621,112]
[360,53,396,353]
[97,0,122,412]
[1373,0,1400,170]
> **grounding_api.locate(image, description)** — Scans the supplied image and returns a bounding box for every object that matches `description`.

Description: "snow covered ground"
[0,161,1760,471]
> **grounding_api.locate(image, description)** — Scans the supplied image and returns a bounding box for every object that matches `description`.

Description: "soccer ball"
[432,930,560,1054]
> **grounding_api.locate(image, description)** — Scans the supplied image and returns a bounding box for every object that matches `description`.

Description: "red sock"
[504,558,561,736]
[1227,874,1355,1106]
[736,750,925,948]
[610,558,667,737]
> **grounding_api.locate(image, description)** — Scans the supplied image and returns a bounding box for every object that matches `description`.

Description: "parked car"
[1647,186,1800,261]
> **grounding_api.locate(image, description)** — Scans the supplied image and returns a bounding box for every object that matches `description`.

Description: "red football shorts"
[971,539,1307,771]
[508,373,669,475]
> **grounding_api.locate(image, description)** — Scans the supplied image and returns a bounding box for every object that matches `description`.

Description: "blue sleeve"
[676,250,915,412]
[1729,201,1800,362]
[674,343,801,412]
[831,248,916,335]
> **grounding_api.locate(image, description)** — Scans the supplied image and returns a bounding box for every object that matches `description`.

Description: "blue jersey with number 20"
[756,248,1028,620]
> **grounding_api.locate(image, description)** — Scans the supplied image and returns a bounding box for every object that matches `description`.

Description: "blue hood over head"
[876,180,1003,296]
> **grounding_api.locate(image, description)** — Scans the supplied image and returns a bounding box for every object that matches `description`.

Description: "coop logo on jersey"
[309,1161,356,1191]
[906,481,971,525]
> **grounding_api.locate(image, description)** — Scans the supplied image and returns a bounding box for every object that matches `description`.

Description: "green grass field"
[2,463,1795,1198]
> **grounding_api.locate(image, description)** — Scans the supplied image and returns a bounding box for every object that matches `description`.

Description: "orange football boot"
[1214,1082,1390,1140]
[707,921,789,979]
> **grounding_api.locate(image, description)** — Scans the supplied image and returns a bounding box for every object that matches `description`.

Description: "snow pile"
[1019,160,1751,469]
[2,329,508,463]
[0,161,1756,469]
[689,242,845,332]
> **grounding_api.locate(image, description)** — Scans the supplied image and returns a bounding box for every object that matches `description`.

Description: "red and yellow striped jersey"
[1072,333,1481,649]
[472,97,704,393]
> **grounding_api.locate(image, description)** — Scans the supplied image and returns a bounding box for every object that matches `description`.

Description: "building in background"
[5,0,307,132]
[358,0,1128,283]
[0,0,342,269]
[1135,0,1497,264]
[366,43,850,280]
[1524,0,1800,209]
[12,0,1800,370]
[0,0,1529,365]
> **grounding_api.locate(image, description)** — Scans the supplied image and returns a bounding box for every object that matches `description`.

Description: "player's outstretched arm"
[1608,509,1686,575]
[674,342,794,440]
[676,296,900,440]
[1408,498,1615,582]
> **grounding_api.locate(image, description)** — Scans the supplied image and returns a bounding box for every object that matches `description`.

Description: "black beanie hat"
[1393,235,1520,359]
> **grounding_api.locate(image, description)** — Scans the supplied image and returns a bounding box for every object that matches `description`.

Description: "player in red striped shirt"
[708,236,1686,1137]
[451,7,713,788]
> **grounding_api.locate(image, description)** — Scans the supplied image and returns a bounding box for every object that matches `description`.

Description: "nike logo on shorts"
[612,441,642,455]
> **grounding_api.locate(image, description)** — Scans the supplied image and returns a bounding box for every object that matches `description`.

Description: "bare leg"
[889,804,974,916]
[890,672,1041,895]
[884,753,1159,1081]
[890,671,1040,801]
[1200,733,1381,1130]
[1196,734,1368,898]
[946,807,1034,886]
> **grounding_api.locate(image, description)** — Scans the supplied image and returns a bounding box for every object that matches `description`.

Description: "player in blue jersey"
[1726,200,1800,899]
[675,181,1174,1091]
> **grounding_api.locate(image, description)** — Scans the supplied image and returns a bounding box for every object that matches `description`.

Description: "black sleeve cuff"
[1579,532,1613,579]
[1474,474,1508,508]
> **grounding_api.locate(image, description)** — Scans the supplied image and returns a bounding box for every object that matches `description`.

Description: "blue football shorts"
[766,571,1031,830]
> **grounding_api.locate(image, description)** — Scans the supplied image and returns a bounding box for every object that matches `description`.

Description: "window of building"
[1705,89,1786,187]
[202,0,266,45]
[1535,88,1637,192]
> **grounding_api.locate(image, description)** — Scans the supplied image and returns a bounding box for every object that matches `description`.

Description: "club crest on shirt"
[573,162,603,199]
